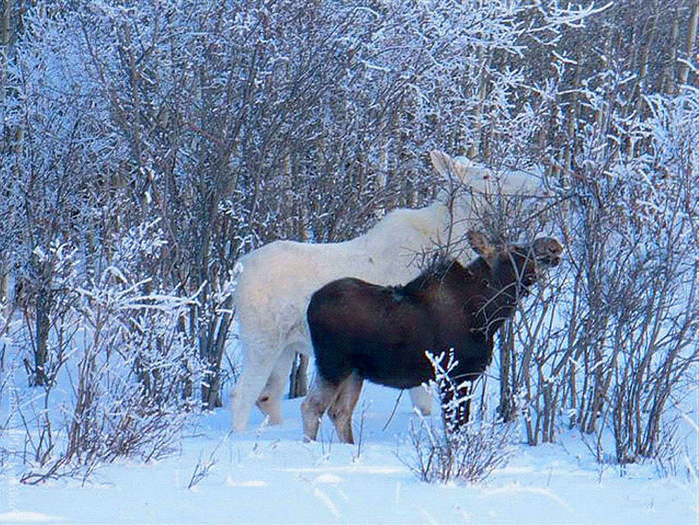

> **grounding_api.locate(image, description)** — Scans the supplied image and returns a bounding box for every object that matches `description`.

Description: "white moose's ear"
[430,150,490,187]
[430,150,456,181]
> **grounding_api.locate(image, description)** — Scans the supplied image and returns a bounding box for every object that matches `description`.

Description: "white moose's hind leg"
[231,340,281,432]
[255,346,296,426]
[409,385,433,416]
[301,375,340,442]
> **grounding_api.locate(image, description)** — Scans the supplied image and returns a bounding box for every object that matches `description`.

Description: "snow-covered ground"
[1,382,697,524]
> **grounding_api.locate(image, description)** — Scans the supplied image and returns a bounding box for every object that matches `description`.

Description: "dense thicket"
[1,0,697,480]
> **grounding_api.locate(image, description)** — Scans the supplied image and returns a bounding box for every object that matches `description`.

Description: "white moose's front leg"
[409,385,432,416]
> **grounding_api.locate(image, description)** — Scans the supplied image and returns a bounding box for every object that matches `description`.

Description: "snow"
[2,382,697,524]
[0,511,64,523]
[1,1,697,522]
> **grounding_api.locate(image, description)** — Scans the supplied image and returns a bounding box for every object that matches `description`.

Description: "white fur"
[231,151,542,431]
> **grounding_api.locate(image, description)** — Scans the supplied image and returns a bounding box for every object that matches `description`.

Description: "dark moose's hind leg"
[301,372,364,444]
[301,375,340,442]
[327,372,363,444]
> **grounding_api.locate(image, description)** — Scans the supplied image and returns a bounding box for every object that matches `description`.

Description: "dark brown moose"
[301,231,563,443]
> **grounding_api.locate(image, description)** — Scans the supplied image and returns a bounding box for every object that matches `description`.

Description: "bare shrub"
[187,453,217,491]
[402,352,513,485]
[499,87,699,463]
[16,222,202,483]
[405,415,513,485]
[187,434,229,490]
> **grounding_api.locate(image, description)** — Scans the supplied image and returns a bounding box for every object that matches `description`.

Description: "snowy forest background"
[0,0,698,494]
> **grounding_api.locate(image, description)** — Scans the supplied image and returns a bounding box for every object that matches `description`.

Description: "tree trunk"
[497,321,517,422]
[33,288,51,386]
[289,353,309,399]
[679,0,699,86]
[660,9,681,95]
[1,0,12,104]
[200,295,234,409]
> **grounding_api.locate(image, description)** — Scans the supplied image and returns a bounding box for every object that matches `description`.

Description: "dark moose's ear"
[467,230,497,261]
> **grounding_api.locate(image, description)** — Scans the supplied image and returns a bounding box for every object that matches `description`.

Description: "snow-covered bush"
[480,1,699,464]
[406,415,514,485]
[14,222,203,483]
[500,86,699,463]
[402,352,513,484]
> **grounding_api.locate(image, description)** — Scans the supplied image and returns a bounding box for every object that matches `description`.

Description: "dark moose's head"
[468,230,562,291]
[466,231,562,334]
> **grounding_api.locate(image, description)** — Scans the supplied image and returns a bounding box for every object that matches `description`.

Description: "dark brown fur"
[302,235,562,443]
